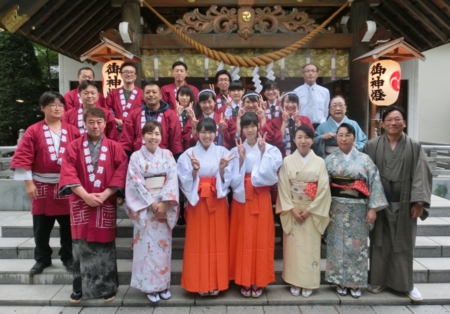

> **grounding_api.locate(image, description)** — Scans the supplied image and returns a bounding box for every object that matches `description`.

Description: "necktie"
[270,105,276,118]
[232,106,240,117]
[181,109,188,125]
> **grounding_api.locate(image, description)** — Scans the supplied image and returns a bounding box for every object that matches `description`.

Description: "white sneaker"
[159,289,171,300]
[147,293,160,303]
[406,287,423,301]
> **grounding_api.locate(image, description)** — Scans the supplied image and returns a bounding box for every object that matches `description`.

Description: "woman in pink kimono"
[125,120,179,303]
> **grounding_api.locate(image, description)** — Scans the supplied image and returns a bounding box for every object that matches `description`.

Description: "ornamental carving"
[156,5,335,38]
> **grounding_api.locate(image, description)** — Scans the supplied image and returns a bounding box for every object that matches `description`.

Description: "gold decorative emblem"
[0,5,28,33]
[242,11,252,22]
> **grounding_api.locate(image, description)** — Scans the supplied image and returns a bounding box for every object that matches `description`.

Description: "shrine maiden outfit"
[125,146,179,294]
[325,147,387,289]
[276,150,331,289]
[59,134,127,299]
[177,142,234,293]
[10,121,80,268]
[229,141,282,287]
[119,101,183,156]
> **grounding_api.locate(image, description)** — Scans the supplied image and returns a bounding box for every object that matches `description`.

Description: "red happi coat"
[64,88,106,111]
[179,110,193,151]
[262,115,314,157]
[105,86,143,120]
[189,112,236,150]
[119,105,183,155]
[161,82,199,110]
[59,134,127,242]
[264,100,282,120]
[10,121,81,216]
[63,106,118,141]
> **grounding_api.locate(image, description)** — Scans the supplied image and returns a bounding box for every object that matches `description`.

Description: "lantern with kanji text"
[368,59,401,106]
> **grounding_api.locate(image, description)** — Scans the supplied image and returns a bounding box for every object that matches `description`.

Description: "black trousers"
[33,214,72,264]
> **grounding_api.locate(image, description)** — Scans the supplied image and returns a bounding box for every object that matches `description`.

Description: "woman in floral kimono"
[276,125,331,298]
[125,120,179,303]
[325,123,387,299]
[177,117,236,296]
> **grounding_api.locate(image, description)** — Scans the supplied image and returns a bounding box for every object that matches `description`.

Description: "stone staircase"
[0,195,450,307]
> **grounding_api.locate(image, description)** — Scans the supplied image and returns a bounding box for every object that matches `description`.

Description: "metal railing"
[0,129,24,169]
[422,145,450,177]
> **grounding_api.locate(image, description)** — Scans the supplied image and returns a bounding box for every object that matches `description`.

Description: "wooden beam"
[140,33,352,49]
[349,0,371,135]
[382,0,435,48]
[112,0,380,7]
[397,0,448,42]
[373,5,427,50]
[416,0,450,33]
[65,8,121,52]
[43,1,103,43]
[32,0,83,39]
[53,1,110,48]
[15,0,60,33]
[368,11,404,42]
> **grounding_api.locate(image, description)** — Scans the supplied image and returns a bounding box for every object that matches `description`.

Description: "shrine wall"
[417,43,450,144]
[58,54,104,95]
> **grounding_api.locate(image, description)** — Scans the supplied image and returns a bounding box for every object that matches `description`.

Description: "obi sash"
[244,174,270,214]
[289,179,318,201]
[145,175,166,195]
[330,176,370,199]
[198,177,217,213]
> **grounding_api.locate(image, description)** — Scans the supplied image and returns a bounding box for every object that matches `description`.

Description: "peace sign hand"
[259,95,267,111]
[293,107,301,126]
[235,138,246,164]
[257,132,267,155]
[219,113,227,133]
[282,109,290,122]
[209,84,216,92]
[256,101,265,119]
[176,101,184,117]
[219,152,237,171]
[187,151,200,170]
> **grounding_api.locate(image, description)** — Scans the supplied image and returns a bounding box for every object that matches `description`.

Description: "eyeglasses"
[121,71,136,75]
[303,69,317,73]
[384,118,404,123]
[337,134,353,139]
[218,78,229,82]
[48,104,64,109]
[330,103,345,109]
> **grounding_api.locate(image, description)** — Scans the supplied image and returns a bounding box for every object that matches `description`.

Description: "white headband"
[281,91,297,100]
[198,89,216,98]
[242,92,260,101]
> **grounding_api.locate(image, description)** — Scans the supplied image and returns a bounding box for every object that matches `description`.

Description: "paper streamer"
[252,66,262,93]
[266,62,275,81]
[154,49,159,81]
[216,61,224,72]
[280,58,285,80]
[231,67,241,81]
[306,49,311,64]
[331,49,336,80]
[179,49,184,62]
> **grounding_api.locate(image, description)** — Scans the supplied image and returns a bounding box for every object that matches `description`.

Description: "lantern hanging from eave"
[102,60,124,98]
[368,60,401,106]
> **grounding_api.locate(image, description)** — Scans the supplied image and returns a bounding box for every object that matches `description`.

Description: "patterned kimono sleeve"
[308,160,332,235]
[125,152,156,212]
[365,155,389,211]
[276,160,293,213]
[160,151,179,207]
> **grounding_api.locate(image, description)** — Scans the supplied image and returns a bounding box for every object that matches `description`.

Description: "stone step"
[0,283,449,307]
[0,236,449,260]
[0,257,448,285]
[3,215,450,238]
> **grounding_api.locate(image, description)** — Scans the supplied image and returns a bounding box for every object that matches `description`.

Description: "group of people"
[10,61,432,304]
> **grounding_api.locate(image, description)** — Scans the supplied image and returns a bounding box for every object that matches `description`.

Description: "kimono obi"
[325,145,339,155]
[145,175,166,195]
[330,176,370,199]
[33,172,60,184]
[244,174,270,201]
[198,177,218,213]
[289,180,318,202]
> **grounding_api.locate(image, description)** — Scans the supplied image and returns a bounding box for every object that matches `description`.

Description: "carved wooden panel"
[156,5,334,37]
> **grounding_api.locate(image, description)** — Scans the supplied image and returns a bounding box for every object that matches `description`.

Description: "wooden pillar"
[122,0,142,87]
[349,0,370,134]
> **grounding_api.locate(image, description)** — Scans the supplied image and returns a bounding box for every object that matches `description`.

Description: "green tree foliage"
[34,43,59,91]
[0,31,46,145]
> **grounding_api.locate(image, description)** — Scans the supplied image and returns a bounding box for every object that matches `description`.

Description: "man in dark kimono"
[59,107,127,303]
[363,105,432,301]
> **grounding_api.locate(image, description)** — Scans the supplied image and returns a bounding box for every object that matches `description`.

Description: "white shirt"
[294,83,330,124]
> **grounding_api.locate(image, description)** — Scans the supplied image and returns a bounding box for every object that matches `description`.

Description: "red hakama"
[181,177,229,292]
[229,174,275,287]
[64,88,106,111]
